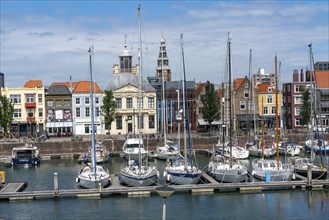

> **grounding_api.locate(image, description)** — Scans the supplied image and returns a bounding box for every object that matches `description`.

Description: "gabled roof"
[315,70,329,89]
[105,73,155,92]
[24,80,43,88]
[46,85,71,96]
[257,83,276,93]
[52,82,79,90]
[234,78,245,91]
[73,81,102,93]
[195,83,205,96]
[217,88,223,97]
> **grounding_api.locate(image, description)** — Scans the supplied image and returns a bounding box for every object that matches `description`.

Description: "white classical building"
[104,40,157,136]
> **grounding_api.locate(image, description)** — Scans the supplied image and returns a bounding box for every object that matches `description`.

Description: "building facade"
[1,80,46,138]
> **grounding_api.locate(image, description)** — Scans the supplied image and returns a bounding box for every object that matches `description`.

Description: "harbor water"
[0,153,329,219]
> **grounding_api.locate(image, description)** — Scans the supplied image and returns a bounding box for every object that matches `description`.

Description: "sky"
[1,0,328,89]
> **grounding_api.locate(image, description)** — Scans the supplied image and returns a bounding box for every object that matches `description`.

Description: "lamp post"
[155,185,175,220]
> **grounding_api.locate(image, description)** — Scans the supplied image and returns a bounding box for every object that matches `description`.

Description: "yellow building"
[1,80,46,138]
[257,83,282,129]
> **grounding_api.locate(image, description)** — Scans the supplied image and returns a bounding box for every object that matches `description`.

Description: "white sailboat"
[119,5,158,187]
[252,55,293,182]
[154,36,179,160]
[294,43,328,179]
[163,34,202,185]
[208,32,248,183]
[76,46,111,189]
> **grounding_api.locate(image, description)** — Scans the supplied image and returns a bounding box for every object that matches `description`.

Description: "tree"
[300,88,311,126]
[201,81,220,132]
[0,94,14,137]
[101,90,117,132]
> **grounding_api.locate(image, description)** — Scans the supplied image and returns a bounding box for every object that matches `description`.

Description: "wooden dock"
[0,182,27,193]
[0,178,328,201]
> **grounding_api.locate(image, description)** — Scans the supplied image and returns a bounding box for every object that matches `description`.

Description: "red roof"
[23,80,43,88]
[234,78,245,91]
[257,83,276,93]
[315,70,329,89]
[196,83,205,96]
[73,81,102,93]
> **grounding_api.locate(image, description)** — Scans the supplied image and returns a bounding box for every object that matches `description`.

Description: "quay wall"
[0,133,328,156]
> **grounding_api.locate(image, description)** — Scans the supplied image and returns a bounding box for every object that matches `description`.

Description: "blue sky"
[1,0,328,89]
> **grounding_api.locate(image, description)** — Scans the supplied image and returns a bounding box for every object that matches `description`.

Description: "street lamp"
[155,185,175,220]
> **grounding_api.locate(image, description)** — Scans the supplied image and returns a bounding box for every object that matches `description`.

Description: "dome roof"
[120,45,131,56]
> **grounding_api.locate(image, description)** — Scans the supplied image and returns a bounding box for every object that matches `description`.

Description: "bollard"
[54,173,59,198]
[307,164,312,188]
[112,140,114,153]
[98,182,102,192]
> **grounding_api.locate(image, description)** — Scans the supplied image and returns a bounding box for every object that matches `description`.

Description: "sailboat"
[294,43,328,180]
[119,5,159,187]
[163,34,202,185]
[76,46,111,189]
[154,36,179,160]
[207,32,248,183]
[251,55,293,182]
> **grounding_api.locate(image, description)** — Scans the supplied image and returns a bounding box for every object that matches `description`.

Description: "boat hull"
[295,168,328,180]
[165,169,201,185]
[78,177,110,189]
[119,168,158,187]
[252,169,293,181]
[77,165,111,189]
[12,157,40,166]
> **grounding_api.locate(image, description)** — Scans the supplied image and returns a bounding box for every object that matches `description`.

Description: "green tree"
[0,94,14,137]
[101,90,117,132]
[300,89,311,125]
[201,81,220,132]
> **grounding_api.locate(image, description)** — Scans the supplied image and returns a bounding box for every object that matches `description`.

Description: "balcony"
[26,117,35,122]
[25,102,36,108]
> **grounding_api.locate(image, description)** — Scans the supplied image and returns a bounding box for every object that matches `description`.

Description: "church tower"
[156,36,171,82]
[119,35,133,74]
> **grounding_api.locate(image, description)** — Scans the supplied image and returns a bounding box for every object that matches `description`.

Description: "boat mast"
[88,46,97,175]
[228,32,233,164]
[261,98,265,160]
[161,36,167,142]
[137,4,142,169]
[275,54,279,168]
[247,49,252,142]
[181,34,187,166]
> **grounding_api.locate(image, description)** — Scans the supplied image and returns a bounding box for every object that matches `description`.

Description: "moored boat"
[12,143,41,166]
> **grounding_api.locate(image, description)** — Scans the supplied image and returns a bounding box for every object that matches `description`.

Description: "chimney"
[293,69,299,82]
[306,70,310,82]
[300,69,304,82]
[69,76,73,93]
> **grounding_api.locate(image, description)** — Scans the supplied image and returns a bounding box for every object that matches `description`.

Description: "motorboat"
[11,143,41,166]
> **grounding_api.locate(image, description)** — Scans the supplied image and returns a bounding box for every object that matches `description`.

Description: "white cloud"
[0,1,328,90]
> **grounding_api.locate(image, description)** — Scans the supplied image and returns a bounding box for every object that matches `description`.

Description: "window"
[96,107,100,117]
[126,98,133,109]
[295,107,301,116]
[138,97,143,109]
[248,101,254,110]
[85,107,90,117]
[245,83,249,88]
[272,107,276,115]
[295,118,302,126]
[85,124,90,134]
[10,94,21,104]
[267,95,273,104]
[294,96,302,105]
[263,107,268,115]
[64,99,70,106]
[268,87,272,92]
[244,90,249,98]
[138,116,144,129]
[148,97,155,108]
[95,97,99,104]
[38,94,43,103]
[287,85,291,92]
[47,100,54,107]
[76,98,80,105]
[13,109,22,118]
[38,108,43,117]
[294,85,306,93]
[76,108,81,117]
[116,98,122,109]
[85,97,90,104]
[240,101,246,110]
[27,108,34,117]
[26,94,35,103]
[116,116,122,129]
[149,115,155,129]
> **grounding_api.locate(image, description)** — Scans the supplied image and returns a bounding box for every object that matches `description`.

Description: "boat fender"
[166,174,170,182]
[163,171,167,177]
[76,178,80,183]
[156,171,160,179]
[251,170,255,176]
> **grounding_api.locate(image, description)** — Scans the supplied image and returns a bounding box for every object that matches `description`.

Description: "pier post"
[307,164,312,188]
[54,173,59,198]
[112,140,114,153]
